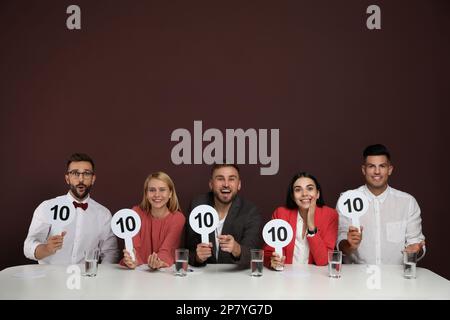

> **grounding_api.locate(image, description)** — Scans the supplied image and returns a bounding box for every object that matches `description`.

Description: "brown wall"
[1,0,449,279]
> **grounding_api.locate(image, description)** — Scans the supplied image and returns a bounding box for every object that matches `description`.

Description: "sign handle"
[125,237,135,262]
[274,246,285,271]
[201,233,209,244]
[52,226,62,236]
[351,217,360,232]
[275,246,283,257]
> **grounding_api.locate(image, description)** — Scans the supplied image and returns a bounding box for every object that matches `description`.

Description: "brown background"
[1,0,449,280]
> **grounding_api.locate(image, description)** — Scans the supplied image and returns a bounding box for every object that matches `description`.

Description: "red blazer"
[263,206,338,267]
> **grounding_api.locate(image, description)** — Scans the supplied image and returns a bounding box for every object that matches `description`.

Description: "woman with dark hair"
[264,172,338,268]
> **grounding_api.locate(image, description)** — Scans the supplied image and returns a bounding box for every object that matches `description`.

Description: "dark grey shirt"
[185,192,263,267]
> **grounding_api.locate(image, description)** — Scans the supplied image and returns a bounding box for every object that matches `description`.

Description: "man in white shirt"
[24,153,119,264]
[338,144,425,264]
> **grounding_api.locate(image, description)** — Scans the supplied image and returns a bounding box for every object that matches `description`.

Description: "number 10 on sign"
[337,190,369,231]
[262,219,293,257]
[189,205,219,244]
[44,198,76,235]
[111,209,141,262]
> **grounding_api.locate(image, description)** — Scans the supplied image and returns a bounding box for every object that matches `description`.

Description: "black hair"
[67,153,95,171]
[286,172,325,209]
[363,144,391,161]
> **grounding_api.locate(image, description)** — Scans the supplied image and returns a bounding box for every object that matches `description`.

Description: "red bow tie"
[73,201,88,210]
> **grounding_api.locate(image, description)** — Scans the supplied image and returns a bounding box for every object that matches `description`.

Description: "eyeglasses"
[67,170,94,179]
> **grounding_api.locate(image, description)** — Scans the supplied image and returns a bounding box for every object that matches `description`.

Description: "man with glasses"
[24,153,119,264]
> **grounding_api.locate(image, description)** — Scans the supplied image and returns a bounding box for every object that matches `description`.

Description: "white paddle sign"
[111,209,141,262]
[43,197,76,235]
[262,219,293,258]
[189,205,219,244]
[337,190,369,231]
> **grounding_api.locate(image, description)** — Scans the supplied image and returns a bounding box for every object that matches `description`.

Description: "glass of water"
[251,249,264,277]
[174,249,189,276]
[328,250,342,278]
[403,251,417,279]
[84,248,100,277]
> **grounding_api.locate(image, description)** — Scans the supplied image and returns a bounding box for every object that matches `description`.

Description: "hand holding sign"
[189,205,219,244]
[263,219,293,270]
[43,198,76,235]
[111,209,141,262]
[337,190,369,231]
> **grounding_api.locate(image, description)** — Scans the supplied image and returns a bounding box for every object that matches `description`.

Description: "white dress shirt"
[337,185,425,265]
[24,192,119,264]
[293,212,310,265]
[215,217,226,260]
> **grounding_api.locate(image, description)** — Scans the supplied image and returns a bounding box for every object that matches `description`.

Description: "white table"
[0,264,449,300]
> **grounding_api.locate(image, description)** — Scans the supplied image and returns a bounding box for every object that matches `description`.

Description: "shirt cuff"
[337,234,347,245]
[26,241,42,261]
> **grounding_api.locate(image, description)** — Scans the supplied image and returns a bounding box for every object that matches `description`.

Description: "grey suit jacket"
[185,192,263,267]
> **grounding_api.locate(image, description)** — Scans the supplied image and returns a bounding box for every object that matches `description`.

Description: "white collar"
[362,184,390,204]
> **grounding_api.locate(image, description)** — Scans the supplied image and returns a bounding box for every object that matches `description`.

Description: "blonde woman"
[121,172,185,269]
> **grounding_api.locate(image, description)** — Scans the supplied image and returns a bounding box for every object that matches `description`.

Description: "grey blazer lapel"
[221,196,242,236]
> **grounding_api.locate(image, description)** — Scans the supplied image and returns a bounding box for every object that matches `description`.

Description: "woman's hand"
[270,252,286,270]
[123,249,137,269]
[306,194,318,231]
[148,252,169,270]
